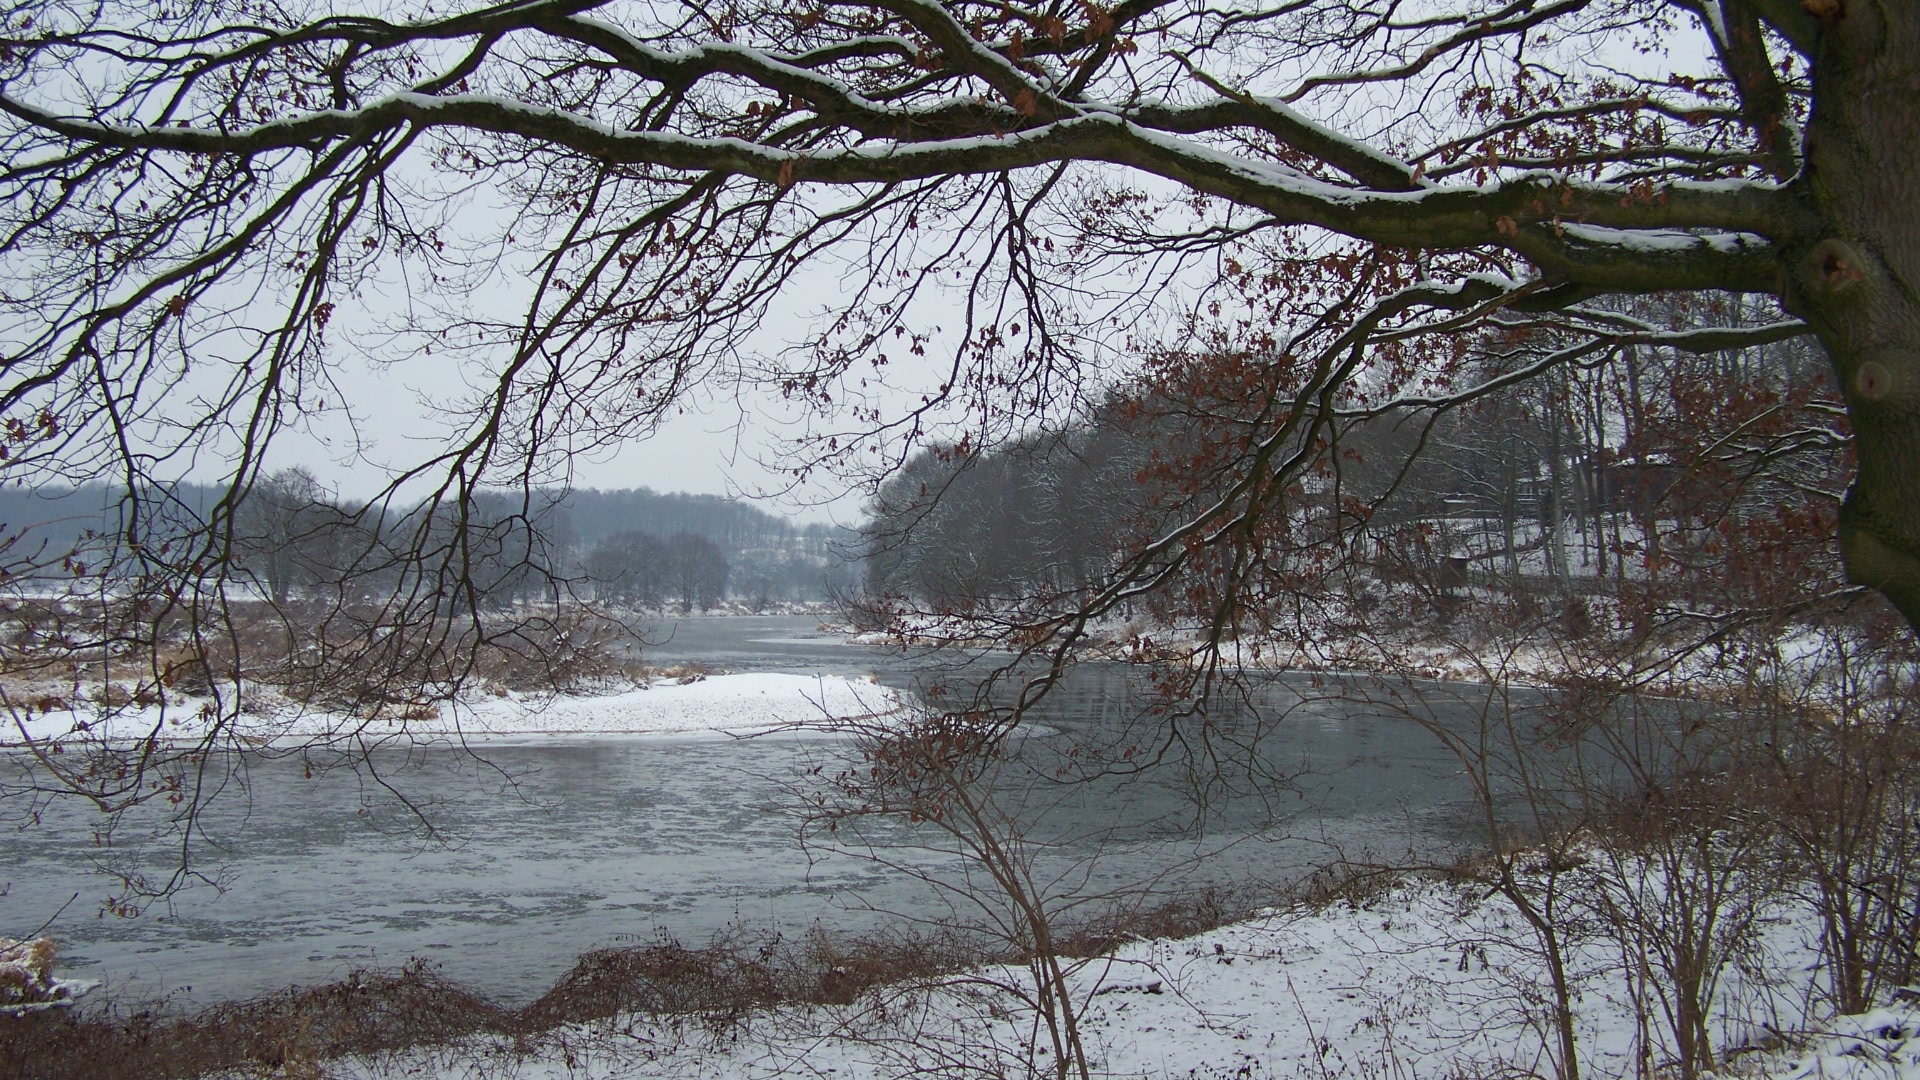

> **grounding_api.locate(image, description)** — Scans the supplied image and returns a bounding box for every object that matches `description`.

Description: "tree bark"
[1789,3,1920,628]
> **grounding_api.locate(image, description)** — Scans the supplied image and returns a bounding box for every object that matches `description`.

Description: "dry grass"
[0,929,968,1079]
[2,888,1255,1079]
[0,597,648,721]
[1,962,506,1080]
[1046,883,1251,959]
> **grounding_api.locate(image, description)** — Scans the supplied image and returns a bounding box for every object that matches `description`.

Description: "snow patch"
[0,673,909,747]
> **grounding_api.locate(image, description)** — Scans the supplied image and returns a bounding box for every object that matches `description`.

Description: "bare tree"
[231,466,376,606]
[0,0,1908,629]
[660,531,728,612]
[585,528,668,606]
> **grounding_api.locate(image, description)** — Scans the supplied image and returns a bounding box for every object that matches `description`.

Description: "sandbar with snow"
[1,673,909,747]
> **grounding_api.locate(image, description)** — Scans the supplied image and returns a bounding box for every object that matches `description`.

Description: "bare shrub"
[1576,762,1784,1080]
[796,704,1265,1080]
[521,936,784,1031]
[254,602,638,711]
[1754,640,1920,1014]
[797,926,983,1006]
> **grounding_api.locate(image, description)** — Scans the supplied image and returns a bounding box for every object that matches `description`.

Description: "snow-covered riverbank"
[1,672,909,747]
[333,874,1915,1080]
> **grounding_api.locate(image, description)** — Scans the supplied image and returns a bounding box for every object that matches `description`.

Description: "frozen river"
[2,616,1480,1007]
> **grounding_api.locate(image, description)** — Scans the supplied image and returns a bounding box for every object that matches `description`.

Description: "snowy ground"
[0,672,909,748]
[447,673,906,742]
[842,589,1902,707]
[332,876,1916,1080]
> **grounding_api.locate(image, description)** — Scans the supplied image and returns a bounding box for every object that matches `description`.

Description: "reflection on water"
[1,615,1478,1006]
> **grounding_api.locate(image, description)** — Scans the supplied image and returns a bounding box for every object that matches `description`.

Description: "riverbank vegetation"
[0,893,1238,1079]
[327,870,1918,1080]
[10,845,1918,1079]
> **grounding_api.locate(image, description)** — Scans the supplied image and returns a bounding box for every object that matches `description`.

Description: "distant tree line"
[863,299,1837,614]
[862,425,1159,609]
[0,479,856,611]
[562,489,855,608]
[583,530,730,612]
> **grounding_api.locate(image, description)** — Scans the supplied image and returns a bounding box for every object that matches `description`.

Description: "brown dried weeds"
[1,888,1252,1080]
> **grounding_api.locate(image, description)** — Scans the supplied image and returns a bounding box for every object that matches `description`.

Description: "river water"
[2,616,1483,1007]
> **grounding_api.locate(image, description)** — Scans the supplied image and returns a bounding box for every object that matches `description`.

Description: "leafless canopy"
[1,0,1910,816]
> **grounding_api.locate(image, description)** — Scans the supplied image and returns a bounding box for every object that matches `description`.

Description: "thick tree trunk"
[1789,4,1920,629]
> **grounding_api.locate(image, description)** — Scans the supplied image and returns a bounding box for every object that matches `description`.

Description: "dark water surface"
[2,616,1479,1006]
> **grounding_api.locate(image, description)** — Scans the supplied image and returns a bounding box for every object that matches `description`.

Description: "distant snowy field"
[1,673,908,746]
[340,877,1920,1080]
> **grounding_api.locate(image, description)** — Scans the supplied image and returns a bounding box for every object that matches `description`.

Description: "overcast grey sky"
[260,239,979,526]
